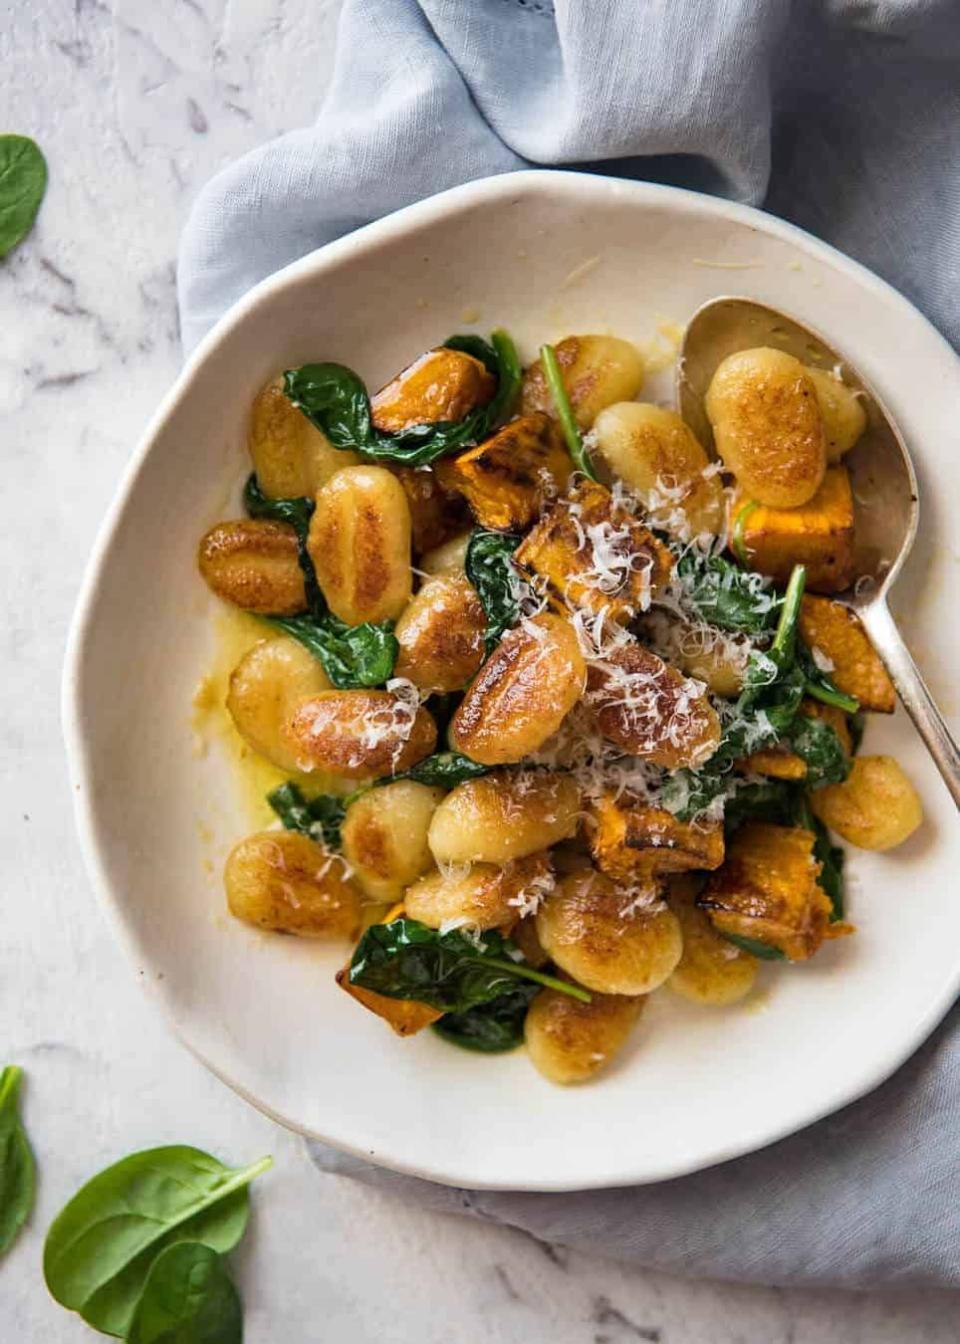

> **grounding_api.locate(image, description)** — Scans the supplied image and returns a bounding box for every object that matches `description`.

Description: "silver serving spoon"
[678,295,960,808]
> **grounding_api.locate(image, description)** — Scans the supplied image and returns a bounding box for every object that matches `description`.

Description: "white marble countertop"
[3,2,958,1339]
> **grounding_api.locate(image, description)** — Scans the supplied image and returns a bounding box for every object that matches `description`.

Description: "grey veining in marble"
[2,1,958,1339]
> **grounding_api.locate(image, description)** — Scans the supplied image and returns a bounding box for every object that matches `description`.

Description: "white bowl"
[64,170,960,1191]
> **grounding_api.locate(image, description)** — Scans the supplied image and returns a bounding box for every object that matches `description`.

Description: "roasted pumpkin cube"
[733,465,855,594]
[335,967,442,1037]
[698,822,848,961]
[590,793,724,881]
[738,700,852,779]
[391,465,468,556]
[799,595,895,713]
[439,412,572,531]
[516,479,674,622]
[370,347,496,434]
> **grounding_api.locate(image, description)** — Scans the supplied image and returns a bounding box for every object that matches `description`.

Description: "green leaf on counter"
[125,1243,241,1344]
[0,135,47,259]
[0,1065,35,1256]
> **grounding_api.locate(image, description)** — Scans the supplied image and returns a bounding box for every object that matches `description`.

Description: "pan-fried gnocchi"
[198,319,920,1084]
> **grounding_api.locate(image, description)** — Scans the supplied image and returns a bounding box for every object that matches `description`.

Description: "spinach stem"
[731,499,759,566]
[804,680,860,714]
[540,343,597,480]
[771,564,806,663]
[480,956,592,1003]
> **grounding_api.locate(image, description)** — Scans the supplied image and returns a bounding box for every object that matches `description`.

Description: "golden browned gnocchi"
[284,690,437,778]
[525,987,644,1084]
[393,574,486,692]
[805,367,867,461]
[249,375,361,498]
[404,852,553,931]
[591,402,725,538]
[226,636,332,772]
[308,465,412,624]
[705,347,826,507]
[203,321,922,1087]
[811,755,923,851]
[225,830,362,938]
[536,871,682,995]
[427,770,580,866]
[451,613,586,765]
[341,780,444,901]
[198,519,306,615]
[521,335,644,429]
[666,876,757,1005]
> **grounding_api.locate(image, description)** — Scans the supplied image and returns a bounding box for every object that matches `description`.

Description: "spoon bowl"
[679,296,960,806]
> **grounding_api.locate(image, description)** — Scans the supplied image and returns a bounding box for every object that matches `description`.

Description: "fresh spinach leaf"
[44,1146,271,1338]
[348,918,590,1012]
[721,933,787,961]
[798,640,860,714]
[0,1065,35,1256]
[433,983,539,1053]
[283,330,520,468]
[0,135,47,259]
[465,529,522,651]
[125,1243,241,1344]
[787,713,851,789]
[266,613,397,689]
[267,781,352,849]
[675,549,779,634]
[539,342,597,479]
[399,751,490,788]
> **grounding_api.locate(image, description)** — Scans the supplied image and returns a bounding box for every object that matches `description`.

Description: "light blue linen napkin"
[177,0,960,1286]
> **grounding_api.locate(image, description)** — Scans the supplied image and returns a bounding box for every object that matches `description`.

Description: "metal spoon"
[678,295,960,808]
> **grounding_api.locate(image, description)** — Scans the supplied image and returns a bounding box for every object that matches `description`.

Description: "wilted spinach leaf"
[787,713,851,789]
[267,780,352,850]
[675,549,779,634]
[400,751,489,788]
[0,1065,34,1257]
[798,640,860,714]
[722,933,787,961]
[267,613,397,689]
[0,135,47,259]
[433,982,539,1053]
[721,779,794,833]
[665,566,808,820]
[125,1242,241,1344]
[788,791,846,920]
[349,918,589,1012]
[465,529,522,651]
[283,330,521,467]
[43,1146,271,1338]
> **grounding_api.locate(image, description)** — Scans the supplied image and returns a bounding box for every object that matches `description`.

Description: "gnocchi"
[525,987,644,1085]
[225,830,361,939]
[308,465,413,624]
[427,770,580,866]
[341,780,445,902]
[811,755,923,851]
[198,519,306,615]
[393,574,486,692]
[226,636,332,772]
[284,690,437,778]
[521,335,644,429]
[248,375,360,497]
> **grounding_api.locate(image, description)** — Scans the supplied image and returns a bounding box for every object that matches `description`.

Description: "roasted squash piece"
[336,969,442,1036]
[585,642,721,769]
[439,412,572,530]
[589,793,724,881]
[515,479,673,623]
[698,822,847,961]
[732,466,855,594]
[391,465,469,556]
[370,347,495,434]
[799,595,895,713]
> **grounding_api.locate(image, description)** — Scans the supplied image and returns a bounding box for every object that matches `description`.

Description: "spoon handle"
[859,599,960,809]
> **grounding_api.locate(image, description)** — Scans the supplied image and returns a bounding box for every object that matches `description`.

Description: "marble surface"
[3,2,959,1339]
